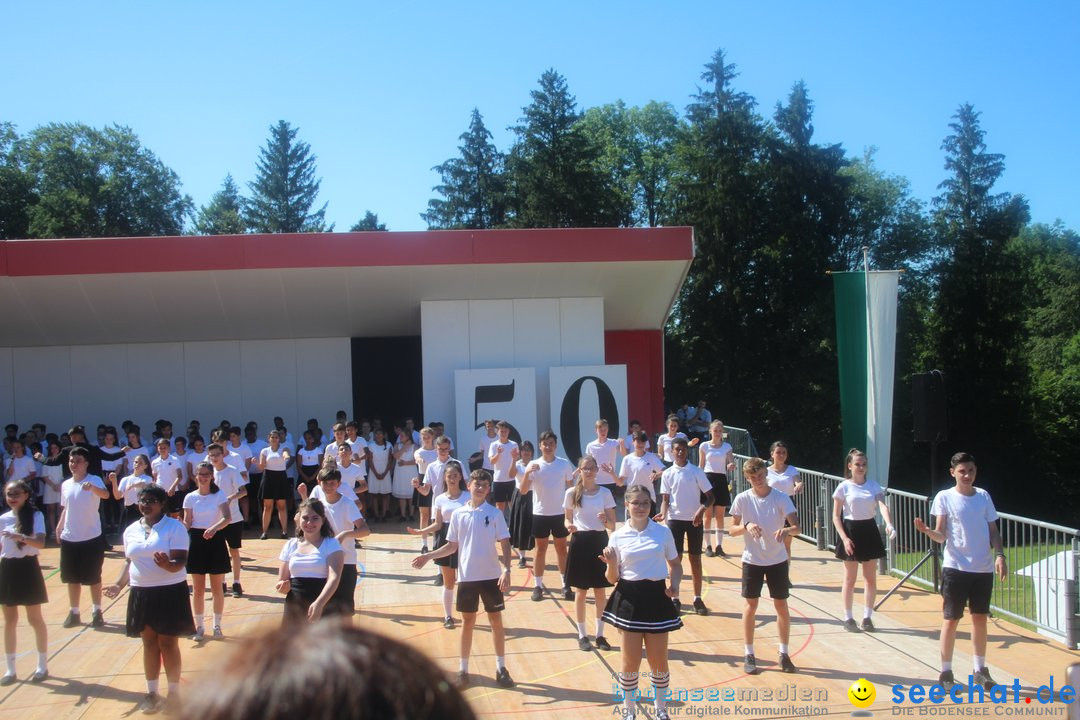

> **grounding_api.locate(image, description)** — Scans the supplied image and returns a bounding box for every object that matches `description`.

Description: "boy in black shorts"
[729,457,800,675]
[914,452,1007,690]
[413,469,514,689]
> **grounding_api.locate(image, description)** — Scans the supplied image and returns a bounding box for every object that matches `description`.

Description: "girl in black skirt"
[275,498,344,623]
[0,479,49,685]
[831,448,895,632]
[507,441,535,569]
[258,430,293,539]
[563,456,616,652]
[698,420,736,557]
[104,484,195,715]
[182,462,232,641]
[600,485,682,720]
[408,460,470,628]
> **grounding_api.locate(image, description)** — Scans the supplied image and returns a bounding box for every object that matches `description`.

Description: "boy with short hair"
[413,469,514,689]
[487,421,519,512]
[914,452,1006,690]
[208,443,248,597]
[656,437,714,615]
[729,456,800,675]
[520,431,575,601]
[585,419,621,505]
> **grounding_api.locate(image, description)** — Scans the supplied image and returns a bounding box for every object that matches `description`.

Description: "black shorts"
[415,489,432,508]
[222,521,244,550]
[456,578,505,614]
[667,519,704,556]
[741,561,790,600]
[941,568,994,619]
[532,513,569,540]
[491,481,514,503]
[60,535,106,585]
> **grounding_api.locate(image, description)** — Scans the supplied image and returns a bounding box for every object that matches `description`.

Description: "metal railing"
[730,452,1080,648]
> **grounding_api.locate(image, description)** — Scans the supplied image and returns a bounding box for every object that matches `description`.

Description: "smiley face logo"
[848,678,876,709]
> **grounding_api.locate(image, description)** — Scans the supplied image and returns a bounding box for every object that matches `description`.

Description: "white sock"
[863,607,873,620]
[973,656,986,672]
[694,595,702,602]
[36,651,47,673]
[442,587,454,617]
[713,529,722,544]
[595,618,604,637]
[195,616,205,631]
[576,621,587,638]
[559,573,565,587]
[4,653,15,675]
[744,644,754,656]
[843,609,853,621]
[459,657,469,673]
[495,655,506,671]
[69,607,79,615]
[213,614,222,627]
[91,604,101,613]
[779,643,789,655]
[619,673,637,713]
[942,660,952,672]
[147,678,159,694]
[652,671,670,711]
[534,576,544,588]
[168,681,179,695]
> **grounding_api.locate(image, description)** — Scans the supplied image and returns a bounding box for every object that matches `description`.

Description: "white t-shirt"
[320,495,363,565]
[585,439,621,486]
[346,438,369,475]
[337,463,364,494]
[701,442,733,474]
[245,439,268,467]
[434,491,471,525]
[117,474,151,506]
[414,447,438,476]
[730,487,798,567]
[513,459,530,491]
[260,446,289,472]
[60,475,107,541]
[279,536,344,579]
[931,487,999,574]
[564,486,615,532]
[213,465,247,524]
[229,442,253,469]
[0,510,45,558]
[832,479,884,521]
[488,439,519,483]
[620,452,665,501]
[478,434,499,470]
[656,432,688,463]
[123,516,190,588]
[660,463,712,521]
[183,489,229,529]
[5,455,36,482]
[606,520,678,581]
[767,465,800,495]
[151,454,183,490]
[446,501,509,583]
[311,481,358,503]
[527,456,575,516]
[297,446,323,467]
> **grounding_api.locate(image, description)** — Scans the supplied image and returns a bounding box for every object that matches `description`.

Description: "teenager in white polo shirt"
[618,431,665,515]
[150,438,184,516]
[914,451,1007,691]
[585,419,622,510]
[414,437,454,555]
[657,437,714,616]
[520,430,575,601]
[729,456,800,675]
[413,469,514,689]
[487,421,519,513]
[56,447,111,629]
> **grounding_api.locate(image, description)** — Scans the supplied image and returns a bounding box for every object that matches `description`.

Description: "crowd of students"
[0,412,1009,719]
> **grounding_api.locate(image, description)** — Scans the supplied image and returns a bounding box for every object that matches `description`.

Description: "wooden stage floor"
[1,521,1075,719]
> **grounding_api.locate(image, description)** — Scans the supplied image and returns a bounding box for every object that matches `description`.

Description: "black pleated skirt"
[0,556,48,606]
[834,518,886,562]
[126,581,196,638]
[433,525,459,569]
[508,489,535,551]
[186,528,231,575]
[602,579,683,634]
[565,530,612,589]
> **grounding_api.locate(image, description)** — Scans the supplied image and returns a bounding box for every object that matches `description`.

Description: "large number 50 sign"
[454,369,537,465]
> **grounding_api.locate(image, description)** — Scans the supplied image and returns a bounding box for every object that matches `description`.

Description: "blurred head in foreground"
[180,620,475,720]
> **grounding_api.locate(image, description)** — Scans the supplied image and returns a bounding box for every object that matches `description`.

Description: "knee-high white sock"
[619,673,637,714]
[4,653,15,675]
[652,671,670,712]
[442,587,454,617]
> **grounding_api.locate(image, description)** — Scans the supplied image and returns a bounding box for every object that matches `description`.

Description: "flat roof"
[0,227,694,347]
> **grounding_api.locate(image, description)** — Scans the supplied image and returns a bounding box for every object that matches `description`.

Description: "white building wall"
[0,338,351,442]
[422,298,604,444]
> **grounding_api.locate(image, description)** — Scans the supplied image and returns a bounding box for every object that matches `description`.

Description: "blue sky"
[6,1,1079,234]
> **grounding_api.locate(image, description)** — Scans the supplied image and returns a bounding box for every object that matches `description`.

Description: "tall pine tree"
[245,121,329,233]
[193,174,246,235]
[422,109,507,229]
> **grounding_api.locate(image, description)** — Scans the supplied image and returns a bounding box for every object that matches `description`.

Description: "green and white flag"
[833,269,900,488]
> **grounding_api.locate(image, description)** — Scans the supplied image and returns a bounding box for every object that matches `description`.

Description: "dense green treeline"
[1,48,1076,522]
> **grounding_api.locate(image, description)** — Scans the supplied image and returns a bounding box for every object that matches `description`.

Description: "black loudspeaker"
[912,371,948,443]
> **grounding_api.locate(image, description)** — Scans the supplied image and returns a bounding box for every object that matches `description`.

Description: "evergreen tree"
[245,120,329,233]
[506,69,623,228]
[350,211,387,231]
[422,109,507,229]
[193,174,246,235]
